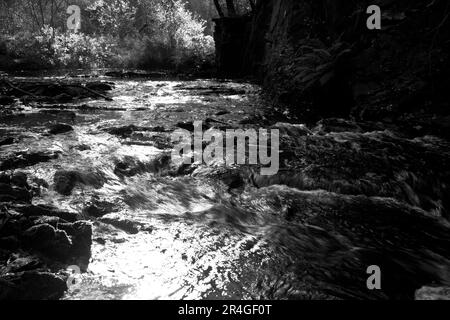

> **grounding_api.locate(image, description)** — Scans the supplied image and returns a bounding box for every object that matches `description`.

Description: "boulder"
[215,110,229,116]
[100,215,141,234]
[0,218,23,238]
[0,96,14,106]
[83,199,115,218]
[22,224,72,260]
[220,171,244,190]
[11,171,29,189]
[94,237,106,245]
[66,221,92,259]
[114,153,178,178]
[105,71,123,77]
[86,82,113,91]
[12,204,79,222]
[0,151,60,171]
[0,137,14,146]
[48,123,74,135]
[53,170,105,196]
[0,271,67,300]
[2,254,42,273]
[30,216,64,228]
[29,177,49,194]
[0,183,32,202]
[0,173,10,184]
[22,223,57,246]
[0,236,20,250]
[105,125,139,137]
[53,170,79,195]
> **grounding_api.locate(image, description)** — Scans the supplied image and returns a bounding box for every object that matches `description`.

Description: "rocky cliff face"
[241,0,450,128]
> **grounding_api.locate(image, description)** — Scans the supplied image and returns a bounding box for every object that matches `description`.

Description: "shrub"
[1,0,216,71]
[5,26,117,69]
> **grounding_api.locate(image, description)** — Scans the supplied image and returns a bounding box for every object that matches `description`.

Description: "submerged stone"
[0,137,14,146]
[48,123,74,135]
[0,96,15,105]
[53,170,105,196]
[100,215,141,234]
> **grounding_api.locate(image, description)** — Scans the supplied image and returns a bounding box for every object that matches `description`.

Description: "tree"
[225,0,236,16]
[213,0,224,17]
[211,0,253,18]
[0,0,215,69]
[248,0,255,12]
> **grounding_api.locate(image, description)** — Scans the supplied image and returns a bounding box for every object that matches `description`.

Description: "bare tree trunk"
[213,0,224,17]
[225,0,237,16]
[248,0,255,12]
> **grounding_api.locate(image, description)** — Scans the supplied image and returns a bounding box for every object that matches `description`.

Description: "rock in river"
[0,183,32,202]
[22,224,72,260]
[0,96,15,105]
[11,203,78,222]
[58,221,93,259]
[53,170,105,196]
[100,214,142,234]
[48,123,74,135]
[11,171,29,189]
[0,151,60,171]
[0,271,67,300]
[0,137,14,146]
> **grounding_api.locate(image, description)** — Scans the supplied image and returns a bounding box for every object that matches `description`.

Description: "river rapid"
[1,73,450,300]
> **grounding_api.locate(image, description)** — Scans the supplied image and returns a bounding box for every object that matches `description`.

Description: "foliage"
[5,26,116,69]
[86,0,137,38]
[43,27,117,68]
[0,0,216,71]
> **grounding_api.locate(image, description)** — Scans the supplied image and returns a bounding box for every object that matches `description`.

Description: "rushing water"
[2,75,450,300]
[2,77,278,300]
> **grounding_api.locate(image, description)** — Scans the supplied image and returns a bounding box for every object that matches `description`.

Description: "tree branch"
[248,0,255,12]
[213,0,224,18]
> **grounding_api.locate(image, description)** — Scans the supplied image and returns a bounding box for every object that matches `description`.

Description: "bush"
[5,26,117,69]
[43,26,118,68]
[1,0,216,72]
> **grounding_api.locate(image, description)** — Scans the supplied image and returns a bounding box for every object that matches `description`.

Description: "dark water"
[1,75,449,300]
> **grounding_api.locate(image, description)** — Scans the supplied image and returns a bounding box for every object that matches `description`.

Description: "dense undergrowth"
[0,0,215,72]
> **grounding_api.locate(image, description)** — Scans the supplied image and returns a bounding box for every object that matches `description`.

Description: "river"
[1,74,449,300]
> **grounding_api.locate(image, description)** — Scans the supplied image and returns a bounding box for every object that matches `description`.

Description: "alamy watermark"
[367,265,382,290]
[67,5,81,32]
[66,265,82,289]
[367,5,381,30]
[64,3,381,34]
[171,121,280,176]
